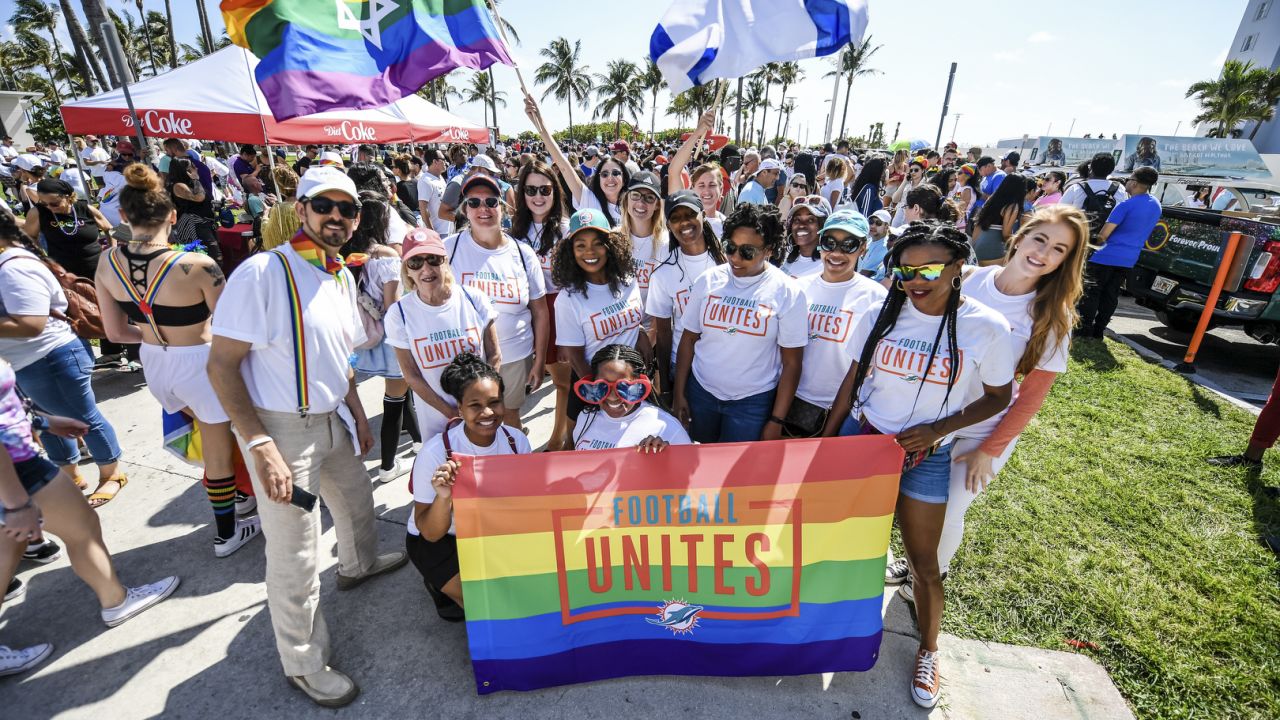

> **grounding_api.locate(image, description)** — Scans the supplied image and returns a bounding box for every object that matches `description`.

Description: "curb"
[1104,330,1261,416]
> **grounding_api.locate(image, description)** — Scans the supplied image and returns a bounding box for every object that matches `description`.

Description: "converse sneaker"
[22,539,63,564]
[4,577,24,602]
[234,491,257,516]
[911,647,942,708]
[0,643,53,676]
[885,557,910,585]
[213,516,262,558]
[377,458,408,484]
[101,576,180,627]
[898,572,945,604]
[410,442,423,455]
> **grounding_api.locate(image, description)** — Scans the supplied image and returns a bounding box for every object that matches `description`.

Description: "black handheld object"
[290,486,318,513]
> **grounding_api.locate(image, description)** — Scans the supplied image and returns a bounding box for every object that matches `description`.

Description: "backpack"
[1080,182,1120,239]
[352,267,385,351]
[0,252,105,339]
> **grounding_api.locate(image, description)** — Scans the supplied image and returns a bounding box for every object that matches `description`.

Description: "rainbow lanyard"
[106,250,187,347]
[271,250,310,416]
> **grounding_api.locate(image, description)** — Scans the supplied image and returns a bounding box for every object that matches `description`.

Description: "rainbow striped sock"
[204,475,237,539]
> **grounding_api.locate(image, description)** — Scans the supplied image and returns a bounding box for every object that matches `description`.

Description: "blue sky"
[2,0,1250,146]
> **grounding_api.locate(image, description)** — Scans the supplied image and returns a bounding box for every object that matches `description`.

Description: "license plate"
[1151,276,1177,295]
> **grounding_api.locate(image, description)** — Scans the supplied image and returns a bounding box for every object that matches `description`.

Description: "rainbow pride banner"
[453,435,903,694]
[221,0,514,121]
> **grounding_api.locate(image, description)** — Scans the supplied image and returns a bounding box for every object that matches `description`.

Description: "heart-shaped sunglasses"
[573,376,652,405]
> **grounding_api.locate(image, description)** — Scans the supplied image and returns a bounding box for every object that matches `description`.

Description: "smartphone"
[290,487,318,513]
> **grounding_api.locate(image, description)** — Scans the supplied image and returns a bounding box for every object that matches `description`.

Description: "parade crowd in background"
[0,92,1168,708]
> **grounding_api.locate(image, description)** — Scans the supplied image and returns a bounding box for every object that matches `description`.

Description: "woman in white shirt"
[646,190,726,388]
[525,94,627,225]
[552,209,650,424]
[406,352,531,618]
[889,158,929,227]
[788,210,887,437]
[443,174,549,431]
[819,156,849,210]
[387,229,500,448]
[823,221,1015,710]
[665,110,728,238]
[673,203,808,444]
[778,196,831,280]
[616,170,667,311]
[570,344,691,452]
[509,161,574,451]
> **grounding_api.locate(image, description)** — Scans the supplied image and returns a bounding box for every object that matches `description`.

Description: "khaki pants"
[237,408,378,676]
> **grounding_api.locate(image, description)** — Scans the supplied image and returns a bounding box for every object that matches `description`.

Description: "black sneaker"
[92,353,124,369]
[424,582,465,622]
[4,577,24,602]
[22,539,63,564]
[885,558,910,585]
[1207,454,1263,471]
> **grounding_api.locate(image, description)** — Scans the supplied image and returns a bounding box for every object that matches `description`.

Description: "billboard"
[1032,137,1121,168]
[1118,135,1270,179]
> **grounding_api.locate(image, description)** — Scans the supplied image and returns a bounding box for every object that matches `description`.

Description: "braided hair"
[440,351,504,403]
[574,344,657,442]
[655,209,726,284]
[848,221,972,422]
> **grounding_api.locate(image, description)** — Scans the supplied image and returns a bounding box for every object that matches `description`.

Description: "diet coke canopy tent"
[60,46,489,146]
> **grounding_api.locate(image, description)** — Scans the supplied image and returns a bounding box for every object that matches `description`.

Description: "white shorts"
[140,343,230,424]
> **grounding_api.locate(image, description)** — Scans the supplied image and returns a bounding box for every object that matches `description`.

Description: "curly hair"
[721,202,785,250]
[551,227,634,296]
[440,351,504,403]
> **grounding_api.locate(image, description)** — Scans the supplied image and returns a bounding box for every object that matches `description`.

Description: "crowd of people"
[0,91,1169,709]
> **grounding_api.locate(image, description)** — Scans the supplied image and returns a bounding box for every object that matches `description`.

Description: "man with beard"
[207,166,407,708]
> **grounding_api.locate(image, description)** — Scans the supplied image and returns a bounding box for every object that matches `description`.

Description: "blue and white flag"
[650,0,869,94]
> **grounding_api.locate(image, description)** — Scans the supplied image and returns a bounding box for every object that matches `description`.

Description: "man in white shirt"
[79,136,110,188]
[416,147,451,236]
[1060,153,1128,209]
[0,136,17,162]
[207,167,407,709]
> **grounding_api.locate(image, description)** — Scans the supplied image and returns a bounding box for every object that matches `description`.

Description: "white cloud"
[1027,31,1054,43]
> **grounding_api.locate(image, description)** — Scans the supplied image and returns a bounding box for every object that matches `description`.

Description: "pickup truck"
[1129,207,1280,343]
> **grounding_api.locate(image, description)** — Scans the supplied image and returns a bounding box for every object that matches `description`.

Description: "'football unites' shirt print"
[806,301,856,343]
[461,269,524,305]
[873,336,962,386]
[590,296,645,341]
[702,294,775,337]
[413,326,483,369]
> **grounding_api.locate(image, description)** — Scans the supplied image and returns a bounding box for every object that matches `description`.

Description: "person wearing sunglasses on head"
[552,209,650,425]
[406,352,532,621]
[443,174,549,433]
[786,210,886,439]
[570,344,690,453]
[673,203,808,443]
[779,196,831,280]
[526,94,628,226]
[208,166,408,708]
[823,222,1015,710]
[950,164,980,232]
[510,161,574,450]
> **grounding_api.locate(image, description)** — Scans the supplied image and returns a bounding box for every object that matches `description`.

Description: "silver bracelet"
[245,436,274,450]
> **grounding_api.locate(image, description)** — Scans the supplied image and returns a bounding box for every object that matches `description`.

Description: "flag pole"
[485,1,530,96]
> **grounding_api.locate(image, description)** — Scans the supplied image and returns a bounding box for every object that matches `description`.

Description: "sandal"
[72,474,88,491]
[87,474,128,509]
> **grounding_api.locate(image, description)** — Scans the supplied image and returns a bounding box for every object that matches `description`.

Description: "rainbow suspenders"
[105,250,188,347]
[271,250,311,416]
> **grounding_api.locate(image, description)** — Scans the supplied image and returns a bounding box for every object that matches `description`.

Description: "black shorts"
[15,455,59,496]
[405,531,459,590]
[567,369,585,422]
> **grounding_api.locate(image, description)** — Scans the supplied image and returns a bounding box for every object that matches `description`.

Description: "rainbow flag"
[220,0,514,121]
[453,435,903,694]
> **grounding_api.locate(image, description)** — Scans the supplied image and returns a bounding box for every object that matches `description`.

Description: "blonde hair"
[617,189,667,262]
[1003,205,1090,377]
[824,155,849,182]
[400,256,454,294]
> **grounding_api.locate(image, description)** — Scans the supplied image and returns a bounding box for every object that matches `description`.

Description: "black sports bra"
[113,246,211,327]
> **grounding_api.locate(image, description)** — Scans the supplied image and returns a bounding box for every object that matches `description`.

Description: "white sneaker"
[911,648,942,708]
[376,459,408,483]
[410,442,423,455]
[234,492,257,516]
[0,643,53,676]
[101,576,180,627]
[885,557,910,585]
[213,516,262,558]
[898,580,914,603]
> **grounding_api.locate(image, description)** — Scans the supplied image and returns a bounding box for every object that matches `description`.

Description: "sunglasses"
[870,219,887,226]
[574,376,652,405]
[306,196,361,219]
[465,196,501,209]
[891,263,949,282]
[599,170,624,178]
[819,235,864,254]
[405,254,445,270]
[523,184,554,197]
[793,195,827,207]
[724,241,764,261]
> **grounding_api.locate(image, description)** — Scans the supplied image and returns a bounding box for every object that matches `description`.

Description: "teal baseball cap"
[567,208,611,239]
[820,209,870,240]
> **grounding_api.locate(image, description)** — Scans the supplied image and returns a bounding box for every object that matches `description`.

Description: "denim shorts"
[837,413,954,504]
[15,455,60,496]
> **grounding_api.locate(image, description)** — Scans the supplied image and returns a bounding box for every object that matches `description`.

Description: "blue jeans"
[838,414,953,504]
[15,338,121,466]
[685,372,775,443]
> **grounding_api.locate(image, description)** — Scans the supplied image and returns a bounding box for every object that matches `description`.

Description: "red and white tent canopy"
[60,46,489,146]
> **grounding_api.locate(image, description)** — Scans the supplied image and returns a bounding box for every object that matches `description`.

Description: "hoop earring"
[895,280,905,292]
[951,275,962,290]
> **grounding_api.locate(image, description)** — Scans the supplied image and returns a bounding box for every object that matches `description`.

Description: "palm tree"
[825,36,882,141]
[667,92,693,126]
[1252,70,1280,140]
[594,60,642,139]
[132,0,158,75]
[534,37,593,137]
[58,0,105,92]
[162,0,178,69]
[194,0,215,52]
[0,41,26,91]
[11,0,75,99]
[109,9,145,79]
[754,62,779,146]
[80,0,119,87]
[773,61,803,141]
[464,71,507,129]
[743,79,765,144]
[13,31,61,104]
[484,0,519,137]
[637,58,667,141]
[179,31,231,64]
[1187,60,1278,139]
[420,71,462,110]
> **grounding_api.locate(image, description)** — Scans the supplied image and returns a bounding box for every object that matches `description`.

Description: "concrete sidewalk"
[3,369,1134,719]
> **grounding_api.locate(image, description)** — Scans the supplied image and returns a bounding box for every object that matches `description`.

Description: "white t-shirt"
[781,254,824,280]
[957,266,1069,440]
[385,286,494,431]
[1060,179,1129,209]
[513,219,567,293]
[847,297,1015,437]
[62,166,88,201]
[820,178,845,207]
[796,274,887,407]
[0,144,17,161]
[358,255,400,306]
[416,171,452,236]
[80,146,109,177]
[554,279,645,362]
[386,208,409,246]
[98,170,127,226]
[206,155,231,180]
[444,230,546,362]
[682,263,809,401]
[407,421,531,537]
[572,404,692,451]
[211,244,366,415]
[645,250,719,364]
[50,148,67,165]
[0,248,77,370]
[630,232,666,302]
[575,189,620,224]
[707,213,725,239]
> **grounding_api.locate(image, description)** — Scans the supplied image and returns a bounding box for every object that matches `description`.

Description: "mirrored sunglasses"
[819,236,864,254]
[724,241,763,261]
[891,263,948,282]
[523,184,554,197]
[573,376,652,405]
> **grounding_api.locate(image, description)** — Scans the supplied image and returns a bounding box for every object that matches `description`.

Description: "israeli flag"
[650,0,869,93]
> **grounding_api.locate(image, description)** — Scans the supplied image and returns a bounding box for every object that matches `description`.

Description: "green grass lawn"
[942,339,1280,720]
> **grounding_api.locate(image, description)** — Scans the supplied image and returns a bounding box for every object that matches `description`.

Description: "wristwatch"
[767,415,786,425]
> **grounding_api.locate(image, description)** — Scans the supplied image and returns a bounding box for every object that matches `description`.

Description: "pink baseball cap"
[402,227,446,260]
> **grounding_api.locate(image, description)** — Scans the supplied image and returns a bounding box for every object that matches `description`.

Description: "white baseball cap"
[754,158,783,175]
[13,154,42,172]
[470,154,498,173]
[296,166,358,202]
[317,150,346,168]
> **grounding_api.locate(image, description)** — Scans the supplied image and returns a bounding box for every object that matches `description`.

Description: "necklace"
[53,204,84,236]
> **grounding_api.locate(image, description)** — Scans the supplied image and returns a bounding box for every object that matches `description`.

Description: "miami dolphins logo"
[723,327,739,335]
[903,374,922,384]
[646,599,704,635]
